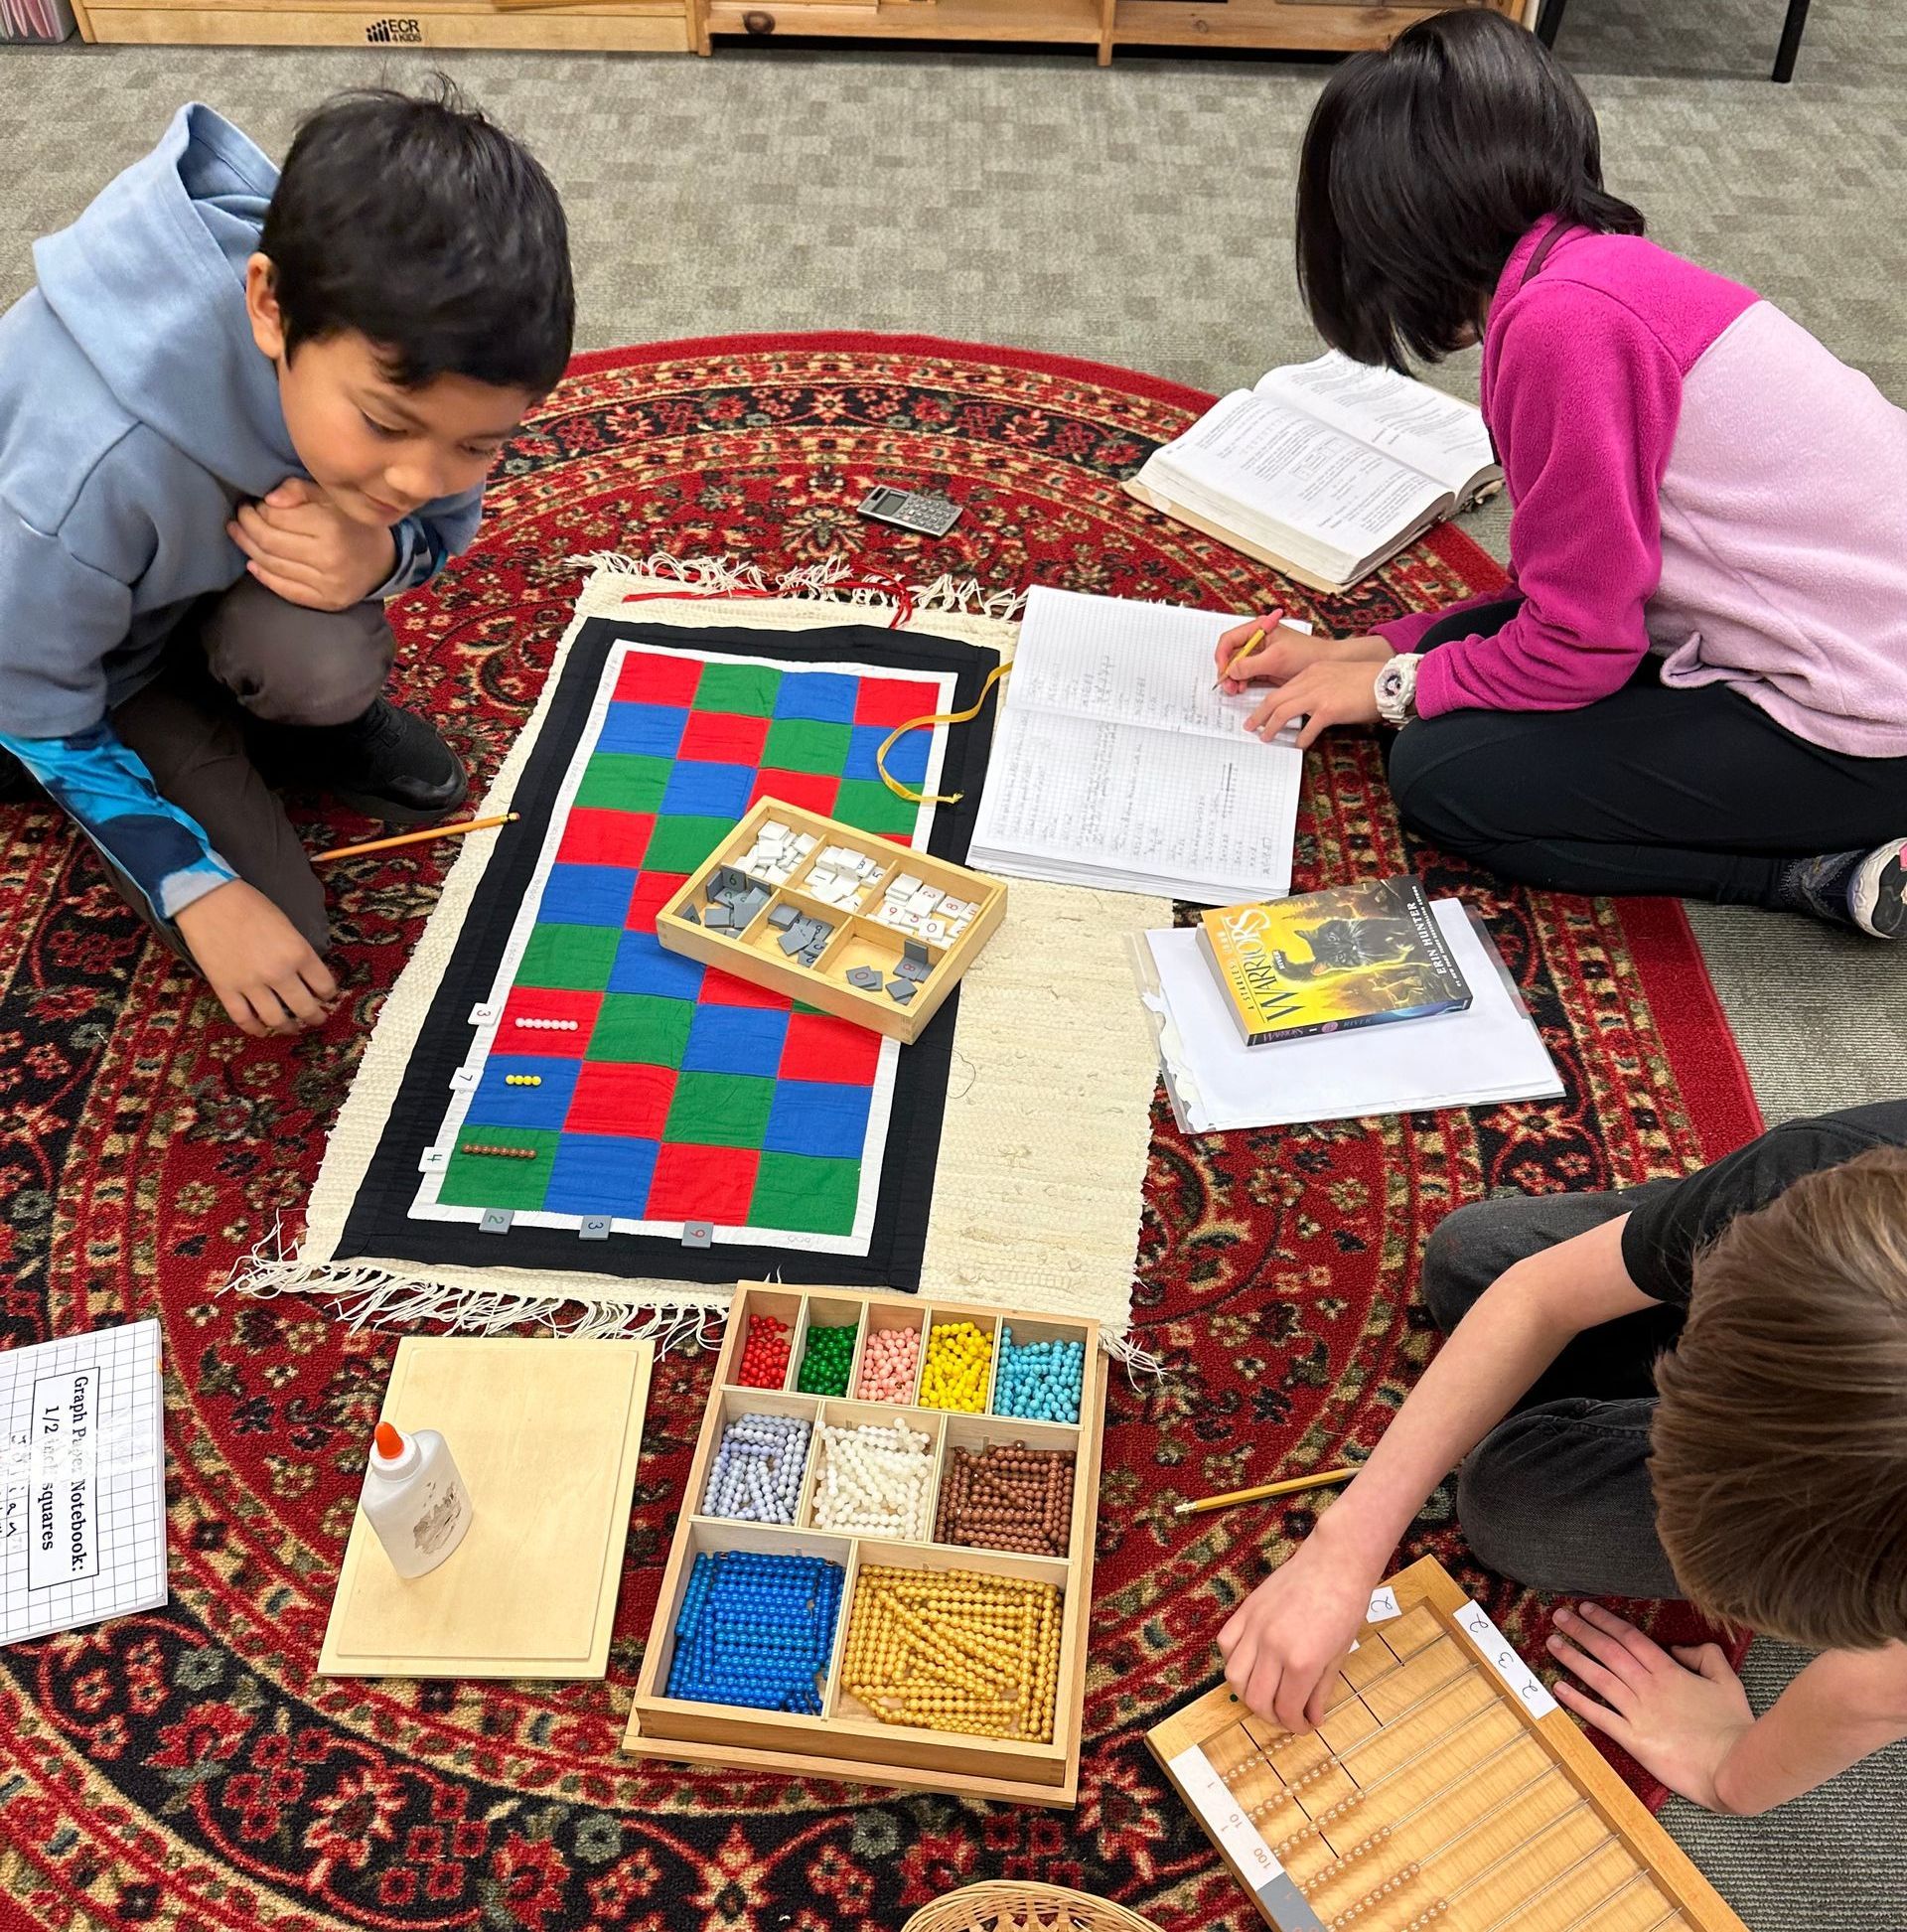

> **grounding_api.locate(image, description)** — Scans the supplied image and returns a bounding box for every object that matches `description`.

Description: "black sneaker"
[261,698,469,826]
[1778,839,1907,937]
[1846,840,1907,938]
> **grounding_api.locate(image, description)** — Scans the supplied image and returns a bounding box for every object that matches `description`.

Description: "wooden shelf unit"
[71,0,1536,63]
[624,1282,1107,1807]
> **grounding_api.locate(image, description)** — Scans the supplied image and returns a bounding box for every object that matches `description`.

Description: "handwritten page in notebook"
[969,587,1302,904]
[2,1320,168,1646]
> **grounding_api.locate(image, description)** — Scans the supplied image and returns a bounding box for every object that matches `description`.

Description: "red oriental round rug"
[0,335,1762,1932]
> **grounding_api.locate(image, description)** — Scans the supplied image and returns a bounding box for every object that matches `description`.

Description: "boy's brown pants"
[111,574,394,955]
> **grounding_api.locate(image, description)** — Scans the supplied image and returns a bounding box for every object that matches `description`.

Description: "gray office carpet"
[5,4,1903,1924]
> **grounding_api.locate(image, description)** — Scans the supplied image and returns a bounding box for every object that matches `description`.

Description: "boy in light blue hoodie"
[0,84,573,1037]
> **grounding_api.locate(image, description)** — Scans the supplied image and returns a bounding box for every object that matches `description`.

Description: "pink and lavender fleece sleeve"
[1376,283,1685,715]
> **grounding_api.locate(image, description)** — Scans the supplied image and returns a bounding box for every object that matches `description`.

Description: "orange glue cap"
[373,1422,405,1460]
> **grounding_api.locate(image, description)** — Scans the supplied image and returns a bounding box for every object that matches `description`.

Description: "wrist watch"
[1374,653,1421,726]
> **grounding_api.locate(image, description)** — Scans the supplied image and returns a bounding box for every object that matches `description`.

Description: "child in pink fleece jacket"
[1216,9,1907,939]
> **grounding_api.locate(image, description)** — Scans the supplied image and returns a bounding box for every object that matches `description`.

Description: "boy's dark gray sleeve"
[1620,1103,1907,1305]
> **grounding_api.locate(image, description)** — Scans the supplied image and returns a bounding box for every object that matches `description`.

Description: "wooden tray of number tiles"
[624,1282,1104,1806]
[1145,1557,1747,1932]
[656,797,1007,1043]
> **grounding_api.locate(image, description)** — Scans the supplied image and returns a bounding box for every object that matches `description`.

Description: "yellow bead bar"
[842,1564,1063,1742]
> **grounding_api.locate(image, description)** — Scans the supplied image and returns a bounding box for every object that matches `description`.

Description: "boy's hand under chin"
[227,478,397,612]
[1547,1602,1755,1812]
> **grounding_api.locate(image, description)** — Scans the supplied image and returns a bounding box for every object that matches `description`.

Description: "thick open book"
[969,587,1303,905]
[1124,351,1501,593]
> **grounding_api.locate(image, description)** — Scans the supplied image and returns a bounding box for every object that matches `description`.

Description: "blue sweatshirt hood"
[31,102,297,495]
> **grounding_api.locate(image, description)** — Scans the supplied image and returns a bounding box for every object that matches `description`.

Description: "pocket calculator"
[856,486,963,537]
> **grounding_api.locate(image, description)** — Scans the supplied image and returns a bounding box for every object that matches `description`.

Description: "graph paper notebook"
[1,1320,168,1646]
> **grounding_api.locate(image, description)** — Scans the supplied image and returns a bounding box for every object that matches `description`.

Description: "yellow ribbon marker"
[874,662,1013,806]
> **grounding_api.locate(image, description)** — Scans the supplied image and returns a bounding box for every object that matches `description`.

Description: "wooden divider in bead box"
[1145,1556,1747,1932]
[624,1284,1106,1807]
[654,798,1008,1044]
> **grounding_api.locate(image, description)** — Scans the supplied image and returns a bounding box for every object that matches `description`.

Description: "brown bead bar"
[459,1142,540,1160]
[934,1442,1075,1558]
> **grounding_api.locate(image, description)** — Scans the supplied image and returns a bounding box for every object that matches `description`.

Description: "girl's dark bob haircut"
[1297,9,1645,372]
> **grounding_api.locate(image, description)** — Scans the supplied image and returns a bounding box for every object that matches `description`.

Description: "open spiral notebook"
[969,586,1305,905]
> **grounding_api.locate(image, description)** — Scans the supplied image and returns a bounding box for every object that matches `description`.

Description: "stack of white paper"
[970,587,1303,904]
[1143,899,1562,1132]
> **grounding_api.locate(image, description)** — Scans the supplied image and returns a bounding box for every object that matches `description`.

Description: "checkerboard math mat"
[329,614,1000,1293]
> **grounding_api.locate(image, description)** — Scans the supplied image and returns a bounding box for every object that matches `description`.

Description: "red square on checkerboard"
[750,769,840,816]
[558,809,655,868]
[853,675,939,727]
[646,1143,761,1224]
[780,1011,884,1085]
[613,653,702,706]
[677,710,771,765]
[565,1062,676,1138]
[498,987,601,1054]
[626,871,691,933]
[700,966,793,1011]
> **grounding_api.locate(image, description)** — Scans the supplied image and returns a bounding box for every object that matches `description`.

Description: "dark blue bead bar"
[664,1551,846,1713]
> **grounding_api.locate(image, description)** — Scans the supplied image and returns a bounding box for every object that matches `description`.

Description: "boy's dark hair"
[260,79,573,394]
[1652,1146,1907,1653]
[1295,9,1645,372]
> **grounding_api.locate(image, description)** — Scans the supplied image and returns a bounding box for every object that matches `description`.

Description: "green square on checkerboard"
[591,992,695,1068]
[645,814,737,873]
[694,662,782,716]
[517,922,620,991]
[438,1128,557,1211]
[575,752,670,814]
[831,779,921,836]
[665,1071,776,1147]
[763,717,851,774]
[751,1152,861,1236]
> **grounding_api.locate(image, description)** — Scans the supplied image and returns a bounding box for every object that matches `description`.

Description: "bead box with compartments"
[656,798,1007,1043]
[624,1283,1105,1806]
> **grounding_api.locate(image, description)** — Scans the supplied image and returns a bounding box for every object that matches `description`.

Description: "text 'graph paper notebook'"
[331,615,1000,1293]
[1146,1558,1746,1932]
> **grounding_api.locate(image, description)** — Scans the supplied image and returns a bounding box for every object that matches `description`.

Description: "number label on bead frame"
[1166,1743,1326,1932]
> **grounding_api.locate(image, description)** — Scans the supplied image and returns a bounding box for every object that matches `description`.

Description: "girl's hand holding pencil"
[1213,615,1391,694]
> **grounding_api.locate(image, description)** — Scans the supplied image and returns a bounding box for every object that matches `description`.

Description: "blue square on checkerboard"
[539,863,641,928]
[682,1004,791,1077]
[846,722,928,787]
[660,760,755,819]
[764,1080,874,1160]
[545,1133,660,1217]
[774,671,859,723]
[608,930,706,1000]
[598,702,688,759]
[469,1056,580,1130]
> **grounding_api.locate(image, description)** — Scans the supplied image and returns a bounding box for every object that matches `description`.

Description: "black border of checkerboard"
[332,614,1002,1293]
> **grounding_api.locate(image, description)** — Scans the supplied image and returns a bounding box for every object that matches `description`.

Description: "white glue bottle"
[361,1421,474,1577]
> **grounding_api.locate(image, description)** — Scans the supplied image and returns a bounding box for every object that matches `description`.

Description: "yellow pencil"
[312,812,519,866]
[1213,622,1271,690]
[1173,1464,1359,1517]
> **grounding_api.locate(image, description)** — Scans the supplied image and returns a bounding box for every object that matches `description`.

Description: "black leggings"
[1389,598,1907,905]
